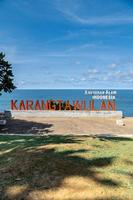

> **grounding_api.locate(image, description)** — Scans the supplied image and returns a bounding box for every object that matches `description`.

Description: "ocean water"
[0,89,133,117]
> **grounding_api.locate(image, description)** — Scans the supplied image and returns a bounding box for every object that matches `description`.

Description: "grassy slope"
[0,135,133,200]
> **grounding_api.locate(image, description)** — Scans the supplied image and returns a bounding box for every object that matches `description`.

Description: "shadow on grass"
[0,134,121,200]
[92,134,133,142]
[0,134,82,153]
[77,134,133,143]
[0,118,53,134]
[125,159,133,165]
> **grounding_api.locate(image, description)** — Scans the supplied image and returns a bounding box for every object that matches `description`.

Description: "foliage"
[0,52,16,95]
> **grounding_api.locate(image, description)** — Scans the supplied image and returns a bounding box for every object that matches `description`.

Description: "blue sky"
[0,0,133,89]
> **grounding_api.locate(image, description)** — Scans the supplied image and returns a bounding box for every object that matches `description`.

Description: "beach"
[1,116,133,136]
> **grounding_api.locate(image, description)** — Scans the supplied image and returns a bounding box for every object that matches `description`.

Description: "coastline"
[1,89,133,116]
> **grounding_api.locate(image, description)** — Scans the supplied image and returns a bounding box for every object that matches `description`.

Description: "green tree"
[0,52,16,95]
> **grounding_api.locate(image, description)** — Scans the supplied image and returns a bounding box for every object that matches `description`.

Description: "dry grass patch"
[0,135,133,200]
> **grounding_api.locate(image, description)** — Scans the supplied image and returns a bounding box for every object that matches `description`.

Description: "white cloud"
[55,0,133,25]
[81,69,133,85]
[80,77,86,81]
[64,12,133,25]
[109,63,118,69]
[88,69,99,74]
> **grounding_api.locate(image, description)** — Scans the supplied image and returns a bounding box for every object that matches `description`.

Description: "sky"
[0,0,133,89]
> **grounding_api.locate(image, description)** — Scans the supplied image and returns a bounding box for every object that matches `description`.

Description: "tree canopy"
[0,52,16,95]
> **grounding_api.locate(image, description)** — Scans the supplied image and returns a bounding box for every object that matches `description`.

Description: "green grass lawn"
[0,134,133,200]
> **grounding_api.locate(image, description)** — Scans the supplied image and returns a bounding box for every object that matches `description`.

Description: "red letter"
[49,100,56,110]
[57,100,63,110]
[19,100,26,110]
[11,100,18,110]
[41,100,49,110]
[35,100,41,110]
[26,100,33,110]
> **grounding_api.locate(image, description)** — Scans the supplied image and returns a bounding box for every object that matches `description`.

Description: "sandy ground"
[0,116,133,136]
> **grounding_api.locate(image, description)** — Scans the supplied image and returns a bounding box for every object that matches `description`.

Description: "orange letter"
[108,100,116,111]
[91,100,95,111]
[73,100,82,110]
[100,100,107,110]
[65,100,71,110]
